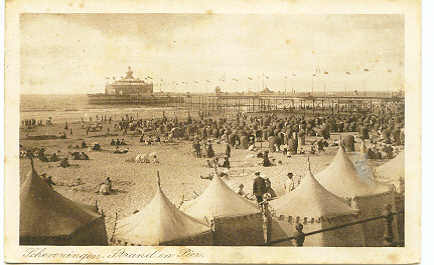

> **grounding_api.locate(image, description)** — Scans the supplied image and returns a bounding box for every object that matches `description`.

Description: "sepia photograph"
[4,0,421,263]
[18,13,405,247]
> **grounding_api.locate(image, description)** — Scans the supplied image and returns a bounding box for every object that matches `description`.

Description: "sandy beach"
[19,112,391,243]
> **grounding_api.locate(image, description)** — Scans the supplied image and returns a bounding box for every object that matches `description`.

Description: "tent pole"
[110,212,119,244]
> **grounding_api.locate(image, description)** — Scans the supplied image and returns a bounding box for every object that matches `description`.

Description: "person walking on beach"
[253,172,267,204]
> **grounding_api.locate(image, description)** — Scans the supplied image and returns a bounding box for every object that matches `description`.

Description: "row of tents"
[20,145,404,246]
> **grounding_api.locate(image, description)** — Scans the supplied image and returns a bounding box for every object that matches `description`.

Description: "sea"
[20,94,181,123]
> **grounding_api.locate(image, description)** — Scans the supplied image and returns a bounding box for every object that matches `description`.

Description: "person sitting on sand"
[116,138,121,146]
[111,139,116,146]
[98,183,110,195]
[38,148,49,162]
[92,143,101,151]
[97,177,112,195]
[114,146,129,154]
[248,143,257,152]
[80,152,89,160]
[81,141,87,148]
[50,152,59,162]
[71,151,81,160]
[44,176,56,188]
[298,148,305,155]
[151,155,160,164]
[59,157,70,168]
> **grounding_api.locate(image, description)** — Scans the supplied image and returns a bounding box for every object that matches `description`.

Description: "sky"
[20,13,404,94]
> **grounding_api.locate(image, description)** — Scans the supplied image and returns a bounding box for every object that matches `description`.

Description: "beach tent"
[181,176,264,246]
[373,152,405,243]
[20,166,108,246]
[269,158,364,246]
[315,146,391,198]
[374,152,404,193]
[113,177,212,246]
[315,146,397,246]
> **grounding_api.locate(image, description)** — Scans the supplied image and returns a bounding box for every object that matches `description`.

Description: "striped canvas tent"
[374,152,405,193]
[181,176,264,245]
[315,146,391,198]
[269,158,364,246]
[113,179,212,246]
[315,146,397,246]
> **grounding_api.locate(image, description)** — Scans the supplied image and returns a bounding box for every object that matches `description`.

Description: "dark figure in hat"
[253,172,267,204]
[262,150,272,167]
[294,223,305,247]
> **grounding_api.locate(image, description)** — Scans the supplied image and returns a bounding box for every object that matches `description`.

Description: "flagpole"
[284,76,287,96]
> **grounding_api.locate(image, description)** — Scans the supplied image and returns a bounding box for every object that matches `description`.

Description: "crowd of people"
[21,101,404,201]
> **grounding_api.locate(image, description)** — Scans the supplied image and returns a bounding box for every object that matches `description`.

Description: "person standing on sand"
[284,173,295,193]
[262,150,272,167]
[253,172,267,204]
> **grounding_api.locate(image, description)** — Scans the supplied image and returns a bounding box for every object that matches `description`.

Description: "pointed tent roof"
[181,175,260,220]
[315,146,390,198]
[20,168,100,238]
[270,157,358,218]
[114,178,211,245]
[374,152,405,183]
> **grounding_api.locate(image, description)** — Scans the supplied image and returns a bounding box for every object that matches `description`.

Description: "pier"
[168,94,404,115]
